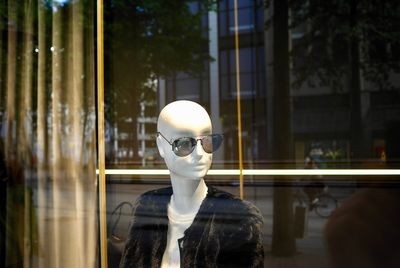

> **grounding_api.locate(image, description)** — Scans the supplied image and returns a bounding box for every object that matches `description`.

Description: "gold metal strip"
[97,0,108,267]
[233,0,244,199]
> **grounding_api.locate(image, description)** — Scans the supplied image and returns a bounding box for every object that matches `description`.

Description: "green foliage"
[104,0,217,120]
[105,0,216,79]
[287,0,400,91]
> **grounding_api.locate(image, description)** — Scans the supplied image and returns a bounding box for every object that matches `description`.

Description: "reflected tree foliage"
[288,0,400,159]
[265,0,400,160]
[105,0,215,77]
[104,0,217,162]
[289,0,400,91]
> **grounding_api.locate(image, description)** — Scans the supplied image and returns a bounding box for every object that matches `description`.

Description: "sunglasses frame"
[157,132,223,157]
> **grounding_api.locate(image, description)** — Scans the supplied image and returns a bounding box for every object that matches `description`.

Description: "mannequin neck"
[170,174,208,215]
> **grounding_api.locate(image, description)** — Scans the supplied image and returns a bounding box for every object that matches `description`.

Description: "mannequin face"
[157,101,213,180]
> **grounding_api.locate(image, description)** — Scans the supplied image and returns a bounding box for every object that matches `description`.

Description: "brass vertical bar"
[233,0,244,199]
[97,0,108,267]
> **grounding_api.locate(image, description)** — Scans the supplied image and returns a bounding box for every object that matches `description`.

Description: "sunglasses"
[157,132,223,157]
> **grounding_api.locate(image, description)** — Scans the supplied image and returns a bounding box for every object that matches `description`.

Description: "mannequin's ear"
[156,136,165,158]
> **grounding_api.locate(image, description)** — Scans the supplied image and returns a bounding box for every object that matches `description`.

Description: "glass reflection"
[104,0,400,265]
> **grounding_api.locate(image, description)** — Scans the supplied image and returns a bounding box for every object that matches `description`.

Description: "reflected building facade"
[107,0,400,169]
[159,0,400,169]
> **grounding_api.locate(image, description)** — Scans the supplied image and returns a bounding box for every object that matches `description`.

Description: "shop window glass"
[176,79,201,100]
[107,0,400,264]
[228,9,255,35]
[219,1,263,37]
[3,0,400,267]
[218,11,228,36]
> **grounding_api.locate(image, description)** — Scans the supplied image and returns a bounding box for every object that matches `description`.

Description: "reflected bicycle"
[293,186,338,218]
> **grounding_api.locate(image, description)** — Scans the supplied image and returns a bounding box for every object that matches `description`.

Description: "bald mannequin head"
[157,100,212,138]
[156,100,213,180]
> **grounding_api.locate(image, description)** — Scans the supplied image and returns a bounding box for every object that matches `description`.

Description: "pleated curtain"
[0,0,98,267]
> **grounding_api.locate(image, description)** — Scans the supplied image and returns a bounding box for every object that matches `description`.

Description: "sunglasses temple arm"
[157,132,173,146]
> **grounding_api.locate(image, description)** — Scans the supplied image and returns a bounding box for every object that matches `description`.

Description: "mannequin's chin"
[190,167,209,178]
[172,169,209,180]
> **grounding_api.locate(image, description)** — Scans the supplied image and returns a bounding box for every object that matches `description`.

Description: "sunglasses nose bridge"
[193,138,205,156]
[197,138,203,146]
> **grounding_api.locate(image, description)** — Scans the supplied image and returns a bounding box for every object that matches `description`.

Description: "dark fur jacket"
[120,186,264,268]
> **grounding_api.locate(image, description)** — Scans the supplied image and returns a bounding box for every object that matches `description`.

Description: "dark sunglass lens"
[201,134,223,153]
[173,137,196,156]
[212,134,223,151]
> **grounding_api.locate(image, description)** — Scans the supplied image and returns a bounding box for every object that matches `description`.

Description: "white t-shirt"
[160,194,206,268]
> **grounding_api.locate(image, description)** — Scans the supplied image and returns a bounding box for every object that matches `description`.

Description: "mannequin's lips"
[193,164,207,170]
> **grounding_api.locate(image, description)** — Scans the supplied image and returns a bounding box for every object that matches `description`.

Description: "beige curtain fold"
[20,2,34,267]
[1,1,98,267]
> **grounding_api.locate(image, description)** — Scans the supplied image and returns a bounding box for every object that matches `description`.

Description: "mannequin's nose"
[193,139,204,159]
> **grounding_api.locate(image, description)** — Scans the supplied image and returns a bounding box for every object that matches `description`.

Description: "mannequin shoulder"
[207,187,263,223]
[205,187,263,247]
[133,186,172,210]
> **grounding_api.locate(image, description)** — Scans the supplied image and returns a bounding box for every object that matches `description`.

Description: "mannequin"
[156,100,212,217]
[120,100,264,268]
